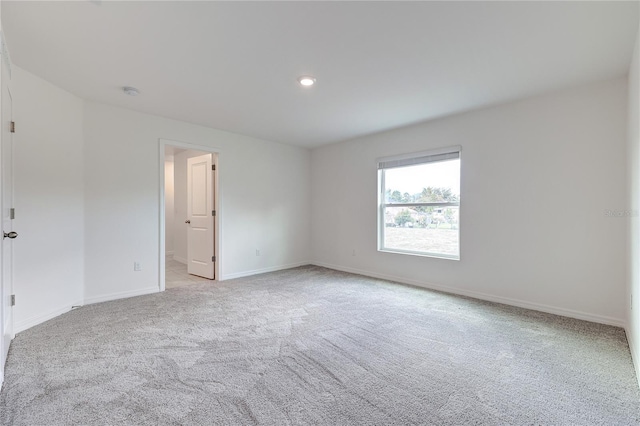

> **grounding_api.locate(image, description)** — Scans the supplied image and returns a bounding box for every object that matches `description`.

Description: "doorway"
[160,140,219,291]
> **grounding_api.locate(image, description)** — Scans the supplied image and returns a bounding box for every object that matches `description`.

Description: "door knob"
[3,231,17,239]
[185,220,191,224]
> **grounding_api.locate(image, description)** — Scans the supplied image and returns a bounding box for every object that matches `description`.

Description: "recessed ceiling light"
[123,86,139,96]
[297,76,316,87]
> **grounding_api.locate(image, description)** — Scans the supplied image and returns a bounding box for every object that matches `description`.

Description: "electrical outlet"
[256,249,261,256]
[134,262,141,271]
[352,249,356,256]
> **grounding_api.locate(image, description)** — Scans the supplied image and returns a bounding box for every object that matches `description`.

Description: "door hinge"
[10,121,15,133]
[212,210,216,216]
[10,208,15,219]
[10,295,15,306]
[212,164,216,171]
[212,256,216,262]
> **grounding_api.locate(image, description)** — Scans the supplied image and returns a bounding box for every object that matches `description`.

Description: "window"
[378,146,461,260]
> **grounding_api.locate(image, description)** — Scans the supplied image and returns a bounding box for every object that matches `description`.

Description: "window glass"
[379,153,460,259]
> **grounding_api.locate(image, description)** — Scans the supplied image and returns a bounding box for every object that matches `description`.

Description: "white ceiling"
[3,1,639,148]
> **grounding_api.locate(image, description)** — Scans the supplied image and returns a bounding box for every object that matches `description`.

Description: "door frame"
[158,139,220,291]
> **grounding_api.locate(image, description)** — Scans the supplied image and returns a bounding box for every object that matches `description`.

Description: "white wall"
[83,102,310,303]
[312,78,629,326]
[173,150,187,263]
[172,149,210,264]
[12,66,84,332]
[628,25,640,382]
[164,155,174,256]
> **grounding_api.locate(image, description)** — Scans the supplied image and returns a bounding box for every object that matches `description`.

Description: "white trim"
[158,138,221,292]
[376,144,462,167]
[83,287,159,306]
[14,301,82,334]
[312,261,626,328]
[221,262,310,281]
[165,250,175,256]
[379,247,460,261]
[172,255,187,264]
[626,327,640,388]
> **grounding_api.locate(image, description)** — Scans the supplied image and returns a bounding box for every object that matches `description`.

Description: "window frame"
[377,146,461,260]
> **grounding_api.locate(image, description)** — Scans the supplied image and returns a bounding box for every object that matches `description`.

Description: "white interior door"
[187,153,214,279]
[1,84,14,369]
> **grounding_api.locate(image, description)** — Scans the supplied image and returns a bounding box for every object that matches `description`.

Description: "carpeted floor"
[1,265,639,425]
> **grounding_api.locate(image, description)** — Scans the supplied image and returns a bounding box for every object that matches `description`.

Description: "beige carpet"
[1,265,639,425]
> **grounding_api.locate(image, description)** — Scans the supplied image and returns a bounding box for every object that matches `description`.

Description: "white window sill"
[378,248,460,261]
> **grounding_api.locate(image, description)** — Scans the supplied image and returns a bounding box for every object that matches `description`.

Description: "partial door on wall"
[1,80,14,370]
[186,153,215,279]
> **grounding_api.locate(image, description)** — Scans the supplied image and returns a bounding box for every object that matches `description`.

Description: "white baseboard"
[626,327,640,388]
[84,287,159,306]
[14,301,83,334]
[312,261,626,328]
[221,261,310,281]
[165,251,175,256]
[172,255,187,264]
